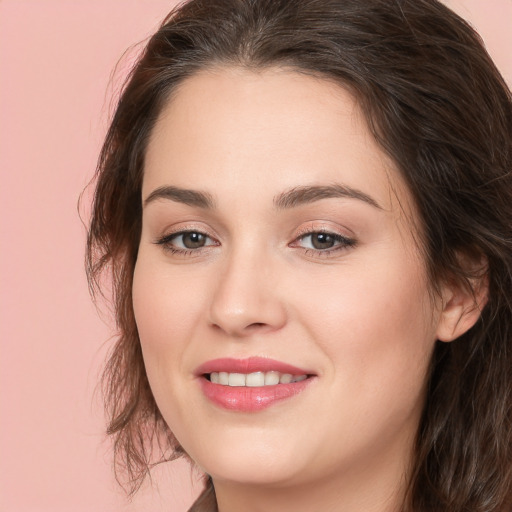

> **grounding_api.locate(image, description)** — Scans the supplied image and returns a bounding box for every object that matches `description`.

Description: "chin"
[202,455,304,488]
[177,423,312,487]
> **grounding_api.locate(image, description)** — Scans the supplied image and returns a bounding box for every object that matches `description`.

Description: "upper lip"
[195,357,314,376]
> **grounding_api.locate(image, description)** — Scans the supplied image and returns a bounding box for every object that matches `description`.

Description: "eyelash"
[154,230,218,257]
[291,229,356,257]
[154,229,356,258]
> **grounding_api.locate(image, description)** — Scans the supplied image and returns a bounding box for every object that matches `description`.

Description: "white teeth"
[228,373,246,387]
[246,372,265,387]
[208,371,308,387]
[279,373,293,384]
[264,371,280,385]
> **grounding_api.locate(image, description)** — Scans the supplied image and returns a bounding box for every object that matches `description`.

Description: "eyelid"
[292,221,355,240]
[289,222,357,256]
[152,221,356,258]
[154,221,219,241]
[153,224,220,255]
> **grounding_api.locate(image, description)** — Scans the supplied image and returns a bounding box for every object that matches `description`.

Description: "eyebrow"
[143,183,382,210]
[273,184,382,210]
[144,185,215,209]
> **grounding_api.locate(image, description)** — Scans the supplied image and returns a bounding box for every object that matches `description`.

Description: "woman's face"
[133,67,444,493]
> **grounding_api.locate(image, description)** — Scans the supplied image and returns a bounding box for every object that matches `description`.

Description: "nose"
[208,246,287,338]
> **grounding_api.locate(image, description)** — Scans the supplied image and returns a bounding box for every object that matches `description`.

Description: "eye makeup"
[153,226,357,259]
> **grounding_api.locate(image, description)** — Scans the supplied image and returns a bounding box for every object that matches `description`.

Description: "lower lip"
[199,377,314,412]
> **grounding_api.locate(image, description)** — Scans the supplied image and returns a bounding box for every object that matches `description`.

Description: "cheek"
[131,256,202,408]
[294,250,437,414]
[132,254,202,347]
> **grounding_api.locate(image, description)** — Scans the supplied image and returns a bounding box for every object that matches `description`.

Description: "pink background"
[0,1,510,511]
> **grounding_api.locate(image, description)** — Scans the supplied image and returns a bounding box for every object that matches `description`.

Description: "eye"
[292,230,356,255]
[155,230,218,253]
[301,232,339,250]
[174,231,209,249]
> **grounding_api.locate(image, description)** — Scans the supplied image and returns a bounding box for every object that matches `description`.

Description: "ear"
[436,256,489,343]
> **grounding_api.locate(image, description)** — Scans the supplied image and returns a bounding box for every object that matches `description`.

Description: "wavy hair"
[86,1,512,510]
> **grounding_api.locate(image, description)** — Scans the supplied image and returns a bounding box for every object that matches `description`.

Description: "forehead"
[143,66,411,217]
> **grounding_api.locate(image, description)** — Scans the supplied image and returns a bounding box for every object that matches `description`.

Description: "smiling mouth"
[198,359,315,411]
[205,371,309,387]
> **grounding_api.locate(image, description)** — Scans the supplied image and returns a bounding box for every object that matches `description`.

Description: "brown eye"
[294,231,356,254]
[310,233,336,250]
[155,230,217,253]
[180,231,207,248]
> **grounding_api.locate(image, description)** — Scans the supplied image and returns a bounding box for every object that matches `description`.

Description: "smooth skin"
[133,67,485,512]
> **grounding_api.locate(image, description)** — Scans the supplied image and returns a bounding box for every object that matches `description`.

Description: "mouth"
[196,357,316,412]
[205,371,309,386]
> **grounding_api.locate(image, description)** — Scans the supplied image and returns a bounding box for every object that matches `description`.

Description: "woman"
[86,0,512,510]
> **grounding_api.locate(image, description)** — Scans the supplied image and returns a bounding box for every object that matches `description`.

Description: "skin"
[133,67,482,512]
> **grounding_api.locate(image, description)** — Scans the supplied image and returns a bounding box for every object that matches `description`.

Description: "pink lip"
[195,357,316,412]
[195,357,313,376]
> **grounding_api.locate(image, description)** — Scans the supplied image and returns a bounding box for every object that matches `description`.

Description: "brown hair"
[86,0,512,510]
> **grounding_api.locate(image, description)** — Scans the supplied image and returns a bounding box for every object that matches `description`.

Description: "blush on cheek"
[133,258,190,342]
